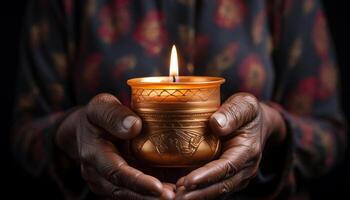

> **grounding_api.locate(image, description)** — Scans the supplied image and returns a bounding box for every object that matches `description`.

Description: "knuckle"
[106,168,119,184]
[241,93,259,110]
[225,102,240,122]
[130,171,142,185]
[242,102,259,121]
[220,181,233,194]
[87,94,108,115]
[101,108,124,132]
[86,93,119,120]
[222,102,243,129]
[224,93,260,128]
[236,93,259,114]
[99,164,123,185]
[86,96,127,134]
[224,160,238,178]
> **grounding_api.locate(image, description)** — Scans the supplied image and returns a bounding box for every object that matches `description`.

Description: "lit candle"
[127,45,225,167]
[169,45,179,82]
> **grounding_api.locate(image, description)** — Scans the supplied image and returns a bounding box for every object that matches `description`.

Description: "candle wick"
[172,75,176,82]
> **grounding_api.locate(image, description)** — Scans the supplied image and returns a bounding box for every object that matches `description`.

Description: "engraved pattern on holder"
[133,110,220,166]
[132,88,219,103]
[139,112,215,157]
[149,129,204,156]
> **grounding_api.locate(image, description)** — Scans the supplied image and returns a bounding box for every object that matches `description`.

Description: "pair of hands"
[56,92,286,200]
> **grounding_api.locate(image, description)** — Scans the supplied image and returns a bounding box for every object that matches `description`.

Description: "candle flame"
[169,45,179,81]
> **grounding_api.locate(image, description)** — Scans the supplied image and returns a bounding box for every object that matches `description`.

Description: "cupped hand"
[56,93,175,200]
[175,93,286,200]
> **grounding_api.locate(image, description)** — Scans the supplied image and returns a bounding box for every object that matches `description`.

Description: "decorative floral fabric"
[13,0,346,199]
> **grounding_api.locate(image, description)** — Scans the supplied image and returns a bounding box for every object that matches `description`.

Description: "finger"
[80,99,163,196]
[163,183,176,190]
[89,138,163,196]
[176,168,254,200]
[81,165,166,200]
[86,93,142,140]
[180,144,257,190]
[175,186,186,200]
[210,93,259,136]
[81,165,117,197]
[176,177,185,188]
[113,188,159,200]
[161,183,176,200]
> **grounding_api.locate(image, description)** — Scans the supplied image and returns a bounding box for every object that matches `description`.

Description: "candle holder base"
[131,111,221,167]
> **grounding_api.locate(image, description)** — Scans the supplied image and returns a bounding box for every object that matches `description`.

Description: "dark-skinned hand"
[175,93,287,200]
[55,93,175,200]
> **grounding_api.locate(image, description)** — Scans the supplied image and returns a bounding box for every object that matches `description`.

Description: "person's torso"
[71,0,275,105]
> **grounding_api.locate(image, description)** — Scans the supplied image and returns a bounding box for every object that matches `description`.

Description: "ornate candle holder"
[127,76,225,167]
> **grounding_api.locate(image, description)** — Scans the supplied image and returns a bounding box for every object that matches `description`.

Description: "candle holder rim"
[127,76,225,86]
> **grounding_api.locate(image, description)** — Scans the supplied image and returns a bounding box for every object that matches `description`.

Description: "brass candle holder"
[127,76,225,167]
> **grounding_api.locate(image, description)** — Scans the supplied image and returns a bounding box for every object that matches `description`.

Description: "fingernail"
[213,113,227,128]
[122,116,137,130]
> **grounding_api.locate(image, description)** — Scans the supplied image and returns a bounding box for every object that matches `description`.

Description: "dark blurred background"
[1,1,349,199]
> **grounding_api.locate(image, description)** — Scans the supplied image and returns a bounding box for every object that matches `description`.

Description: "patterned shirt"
[13,0,347,199]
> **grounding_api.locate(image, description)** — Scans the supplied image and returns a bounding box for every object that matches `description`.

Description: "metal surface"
[127,76,225,167]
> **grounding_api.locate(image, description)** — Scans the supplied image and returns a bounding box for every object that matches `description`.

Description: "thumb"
[86,93,142,140]
[209,93,259,136]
